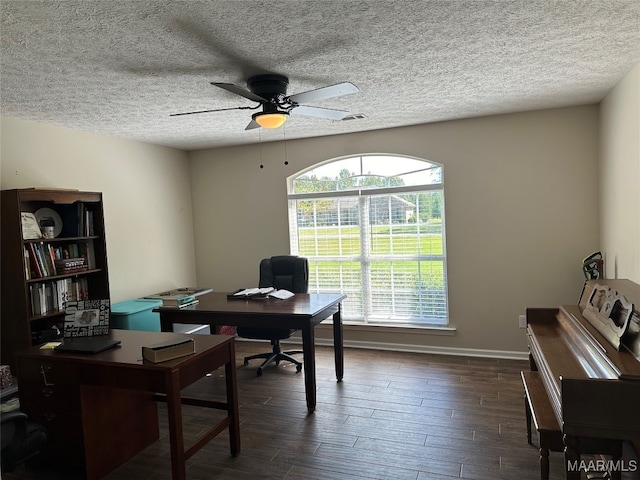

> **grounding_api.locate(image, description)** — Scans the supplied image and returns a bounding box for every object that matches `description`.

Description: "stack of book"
[145,287,212,298]
[55,258,87,275]
[159,294,198,308]
[144,288,213,308]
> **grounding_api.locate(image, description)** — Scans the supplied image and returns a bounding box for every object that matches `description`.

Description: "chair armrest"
[1,411,28,455]
[1,410,47,472]
[1,411,28,425]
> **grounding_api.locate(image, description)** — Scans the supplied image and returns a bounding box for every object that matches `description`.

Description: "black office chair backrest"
[258,256,309,293]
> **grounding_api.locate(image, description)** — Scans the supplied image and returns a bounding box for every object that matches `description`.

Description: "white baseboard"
[237,336,529,361]
[317,338,528,360]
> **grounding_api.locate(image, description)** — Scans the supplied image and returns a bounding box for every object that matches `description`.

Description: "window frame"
[288,154,448,327]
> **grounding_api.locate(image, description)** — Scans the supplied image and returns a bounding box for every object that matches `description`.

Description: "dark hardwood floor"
[4,341,636,480]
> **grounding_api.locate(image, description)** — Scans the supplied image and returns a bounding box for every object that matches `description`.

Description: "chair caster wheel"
[296,364,302,373]
[256,368,263,377]
[243,359,249,366]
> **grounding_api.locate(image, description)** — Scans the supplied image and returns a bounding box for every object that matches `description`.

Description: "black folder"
[54,337,121,354]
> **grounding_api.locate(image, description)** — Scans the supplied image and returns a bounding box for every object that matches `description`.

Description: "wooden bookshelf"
[1,189,110,371]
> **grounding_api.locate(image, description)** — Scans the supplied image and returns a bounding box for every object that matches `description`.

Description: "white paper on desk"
[234,287,274,296]
[268,289,295,300]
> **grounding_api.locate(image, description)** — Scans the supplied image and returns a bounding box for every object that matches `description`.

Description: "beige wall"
[1,103,609,356]
[190,105,600,356]
[0,117,197,303]
[600,64,640,283]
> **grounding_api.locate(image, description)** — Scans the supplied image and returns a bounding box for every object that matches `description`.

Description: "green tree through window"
[288,155,448,326]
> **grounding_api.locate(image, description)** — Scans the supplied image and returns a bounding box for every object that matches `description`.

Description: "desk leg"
[166,372,187,480]
[301,325,316,413]
[333,305,344,381]
[159,312,172,332]
[225,341,241,456]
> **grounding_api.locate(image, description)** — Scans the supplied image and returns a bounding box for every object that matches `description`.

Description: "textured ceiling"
[1,1,639,151]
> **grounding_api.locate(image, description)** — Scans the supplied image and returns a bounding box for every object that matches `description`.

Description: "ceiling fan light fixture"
[253,112,288,129]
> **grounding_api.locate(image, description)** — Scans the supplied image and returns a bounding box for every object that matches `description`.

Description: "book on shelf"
[23,247,31,280]
[40,243,53,276]
[142,337,195,363]
[30,283,47,316]
[26,242,55,278]
[82,241,96,269]
[57,202,94,237]
[46,243,56,274]
[26,244,42,278]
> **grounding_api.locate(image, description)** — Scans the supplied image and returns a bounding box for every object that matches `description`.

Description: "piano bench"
[521,371,565,480]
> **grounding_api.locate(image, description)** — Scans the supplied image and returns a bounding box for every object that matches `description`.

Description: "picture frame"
[583,284,633,350]
[63,299,110,337]
[21,212,42,239]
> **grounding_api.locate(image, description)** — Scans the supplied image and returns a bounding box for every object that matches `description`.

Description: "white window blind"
[288,155,448,326]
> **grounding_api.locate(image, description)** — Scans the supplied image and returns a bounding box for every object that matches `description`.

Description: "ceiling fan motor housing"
[247,74,289,101]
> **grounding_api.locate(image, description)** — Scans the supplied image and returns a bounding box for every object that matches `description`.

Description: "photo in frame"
[582,284,633,350]
[21,212,42,239]
[63,299,110,337]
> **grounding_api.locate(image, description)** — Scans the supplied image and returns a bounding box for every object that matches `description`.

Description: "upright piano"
[527,279,640,479]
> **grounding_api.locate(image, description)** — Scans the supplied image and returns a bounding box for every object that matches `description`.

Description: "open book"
[229,287,294,299]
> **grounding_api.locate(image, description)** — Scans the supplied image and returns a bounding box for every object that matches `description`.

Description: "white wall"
[190,105,600,355]
[600,64,640,283]
[0,117,197,303]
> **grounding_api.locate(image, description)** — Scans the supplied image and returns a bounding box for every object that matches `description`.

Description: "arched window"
[288,154,448,326]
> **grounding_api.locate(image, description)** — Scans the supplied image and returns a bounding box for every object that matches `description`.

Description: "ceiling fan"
[171,74,359,130]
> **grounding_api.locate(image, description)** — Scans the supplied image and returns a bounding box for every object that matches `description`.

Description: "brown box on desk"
[142,338,195,363]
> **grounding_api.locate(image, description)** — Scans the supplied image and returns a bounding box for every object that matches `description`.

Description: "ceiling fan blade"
[287,82,359,104]
[245,119,261,130]
[212,83,267,103]
[170,106,255,117]
[290,105,350,121]
[171,19,273,79]
[169,19,340,84]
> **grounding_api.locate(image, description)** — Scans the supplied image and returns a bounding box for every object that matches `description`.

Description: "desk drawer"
[17,355,160,479]
[17,357,85,463]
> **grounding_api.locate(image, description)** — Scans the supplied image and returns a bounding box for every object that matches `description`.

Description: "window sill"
[316,322,456,336]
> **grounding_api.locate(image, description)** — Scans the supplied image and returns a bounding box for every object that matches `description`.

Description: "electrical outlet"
[518,315,527,329]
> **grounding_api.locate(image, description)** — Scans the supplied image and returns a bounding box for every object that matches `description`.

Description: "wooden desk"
[157,292,346,412]
[17,329,240,480]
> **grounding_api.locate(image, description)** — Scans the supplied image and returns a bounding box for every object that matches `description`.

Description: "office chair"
[1,411,47,473]
[237,255,309,376]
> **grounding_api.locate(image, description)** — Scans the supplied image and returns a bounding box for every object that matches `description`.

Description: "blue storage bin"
[111,299,163,331]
